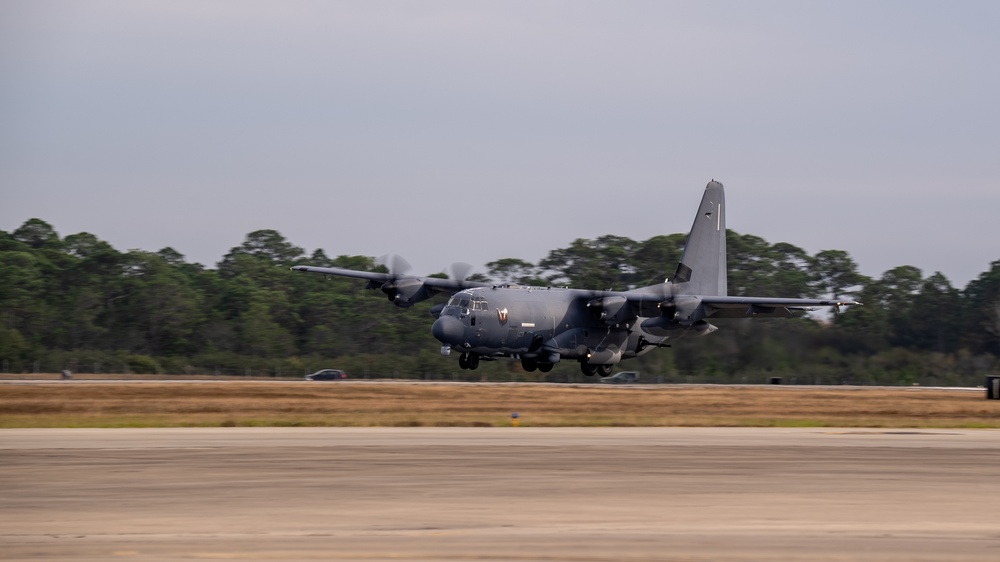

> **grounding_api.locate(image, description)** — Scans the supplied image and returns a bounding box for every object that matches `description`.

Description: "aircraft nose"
[432,315,465,345]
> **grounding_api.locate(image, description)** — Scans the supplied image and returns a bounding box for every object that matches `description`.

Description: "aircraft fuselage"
[431,285,665,372]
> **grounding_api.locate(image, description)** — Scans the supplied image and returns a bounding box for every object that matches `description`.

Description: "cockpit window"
[446,293,479,315]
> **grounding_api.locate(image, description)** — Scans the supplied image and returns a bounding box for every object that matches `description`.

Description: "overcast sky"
[2,1,998,289]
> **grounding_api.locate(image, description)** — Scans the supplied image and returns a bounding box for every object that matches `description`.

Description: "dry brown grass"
[1,380,998,428]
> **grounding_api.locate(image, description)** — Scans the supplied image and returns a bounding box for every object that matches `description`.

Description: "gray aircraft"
[292,181,860,376]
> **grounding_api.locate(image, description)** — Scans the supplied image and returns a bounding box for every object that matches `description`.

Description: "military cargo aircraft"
[292,181,860,376]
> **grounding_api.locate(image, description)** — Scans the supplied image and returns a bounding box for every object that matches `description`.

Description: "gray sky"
[2,1,998,289]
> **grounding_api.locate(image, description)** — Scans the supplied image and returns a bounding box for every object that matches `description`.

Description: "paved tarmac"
[2,427,999,561]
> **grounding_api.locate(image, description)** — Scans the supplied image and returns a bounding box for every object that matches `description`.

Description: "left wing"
[586,289,860,322]
[700,296,862,318]
[584,288,861,338]
[291,265,491,308]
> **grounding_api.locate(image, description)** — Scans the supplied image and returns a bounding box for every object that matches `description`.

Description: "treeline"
[1,218,999,385]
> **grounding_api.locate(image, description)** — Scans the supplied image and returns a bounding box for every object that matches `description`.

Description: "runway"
[3,428,999,561]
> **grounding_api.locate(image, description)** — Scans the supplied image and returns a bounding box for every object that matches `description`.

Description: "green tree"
[879,265,924,347]
[810,249,867,300]
[770,242,815,298]
[632,234,686,286]
[962,260,1000,355]
[11,219,62,250]
[218,229,304,281]
[726,232,778,296]
[540,235,638,289]
[238,299,295,357]
[6,216,1000,386]
[908,272,961,353]
[486,258,542,285]
[61,232,123,350]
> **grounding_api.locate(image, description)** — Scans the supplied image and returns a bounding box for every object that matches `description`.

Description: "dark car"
[600,371,639,384]
[305,369,348,381]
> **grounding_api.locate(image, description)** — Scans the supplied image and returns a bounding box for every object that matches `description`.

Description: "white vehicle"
[600,371,639,384]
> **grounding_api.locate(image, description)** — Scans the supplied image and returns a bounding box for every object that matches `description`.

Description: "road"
[2,427,999,561]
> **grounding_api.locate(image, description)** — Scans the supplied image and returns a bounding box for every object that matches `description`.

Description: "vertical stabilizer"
[672,181,727,296]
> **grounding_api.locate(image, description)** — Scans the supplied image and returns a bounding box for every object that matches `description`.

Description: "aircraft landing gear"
[522,358,554,373]
[580,363,613,377]
[459,352,480,370]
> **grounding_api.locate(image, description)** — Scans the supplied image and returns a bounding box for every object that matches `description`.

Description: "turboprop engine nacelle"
[639,316,687,337]
[689,320,718,336]
[586,347,623,365]
[587,295,631,325]
[379,278,429,308]
[639,317,717,338]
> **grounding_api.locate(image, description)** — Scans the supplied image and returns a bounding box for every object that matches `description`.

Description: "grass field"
[1,379,997,428]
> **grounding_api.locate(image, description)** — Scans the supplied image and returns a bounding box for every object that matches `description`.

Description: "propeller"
[378,254,413,276]
[377,254,417,305]
[446,262,474,282]
[375,256,478,308]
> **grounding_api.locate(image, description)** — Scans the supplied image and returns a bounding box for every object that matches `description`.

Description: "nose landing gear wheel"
[459,352,480,370]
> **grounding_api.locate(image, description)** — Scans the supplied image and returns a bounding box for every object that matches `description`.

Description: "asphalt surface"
[2,427,999,561]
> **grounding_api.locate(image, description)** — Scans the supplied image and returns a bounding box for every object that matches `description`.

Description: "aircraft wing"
[700,296,861,318]
[290,265,491,308]
[591,288,860,323]
[291,265,393,283]
[633,293,861,337]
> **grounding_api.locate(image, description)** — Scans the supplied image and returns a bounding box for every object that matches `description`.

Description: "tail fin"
[672,181,727,296]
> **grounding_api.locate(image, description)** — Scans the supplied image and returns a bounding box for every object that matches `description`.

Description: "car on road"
[600,371,639,384]
[305,369,348,381]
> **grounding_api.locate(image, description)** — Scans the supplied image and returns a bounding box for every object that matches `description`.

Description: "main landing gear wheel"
[521,358,537,372]
[459,352,480,370]
[538,363,553,373]
[580,363,613,377]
